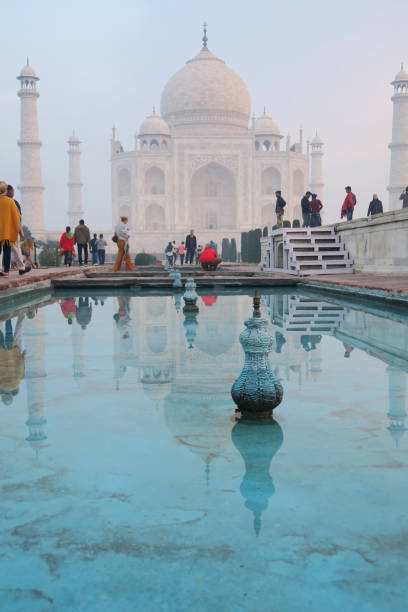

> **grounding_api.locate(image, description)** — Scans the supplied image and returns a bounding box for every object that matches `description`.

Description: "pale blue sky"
[0,0,407,229]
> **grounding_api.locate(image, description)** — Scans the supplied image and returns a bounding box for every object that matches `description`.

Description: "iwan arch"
[110,32,323,251]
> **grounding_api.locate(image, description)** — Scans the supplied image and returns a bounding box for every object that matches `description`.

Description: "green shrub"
[39,248,58,267]
[283,220,291,228]
[263,226,268,237]
[293,219,300,228]
[230,238,237,262]
[134,253,156,265]
[221,238,230,262]
[241,232,248,262]
[272,224,278,230]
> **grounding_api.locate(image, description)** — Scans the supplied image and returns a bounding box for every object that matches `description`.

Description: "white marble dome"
[255,113,280,136]
[139,111,170,136]
[19,62,38,79]
[393,65,408,83]
[160,47,251,132]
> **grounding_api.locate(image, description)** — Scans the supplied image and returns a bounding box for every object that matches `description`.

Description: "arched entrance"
[190,163,236,230]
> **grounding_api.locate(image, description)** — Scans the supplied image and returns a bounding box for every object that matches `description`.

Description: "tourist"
[399,186,408,208]
[114,215,136,272]
[90,233,99,265]
[6,184,31,276]
[0,313,25,405]
[76,297,92,330]
[7,185,21,216]
[209,239,217,251]
[74,219,91,266]
[97,234,107,265]
[178,241,186,265]
[341,186,356,221]
[367,194,383,216]
[185,229,197,264]
[21,238,37,269]
[275,191,286,228]
[59,226,76,267]
[172,240,178,265]
[196,244,203,264]
[165,242,173,266]
[301,191,311,227]
[310,194,323,227]
[0,181,24,278]
[200,245,221,271]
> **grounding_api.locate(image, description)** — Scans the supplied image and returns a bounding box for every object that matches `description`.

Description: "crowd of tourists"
[275,185,408,229]
[2,176,408,278]
[59,221,107,267]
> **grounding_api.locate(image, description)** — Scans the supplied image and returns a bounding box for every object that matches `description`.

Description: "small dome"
[139,110,170,136]
[19,61,38,79]
[68,130,80,143]
[160,47,251,132]
[255,113,280,136]
[311,132,323,145]
[393,64,408,83]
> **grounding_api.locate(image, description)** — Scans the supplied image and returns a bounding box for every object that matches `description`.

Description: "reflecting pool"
[0,289,407,611]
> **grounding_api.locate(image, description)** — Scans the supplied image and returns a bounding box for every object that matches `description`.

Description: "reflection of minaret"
[72,321,86,383]
[387,366,407,446]
[24,309,47,451]
[67,130,84,228]
[232,418,283,536]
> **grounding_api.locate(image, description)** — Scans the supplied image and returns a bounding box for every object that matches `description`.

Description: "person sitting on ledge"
[200,245,222,271]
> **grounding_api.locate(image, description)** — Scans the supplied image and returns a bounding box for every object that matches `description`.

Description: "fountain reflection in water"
[232,417,283,536]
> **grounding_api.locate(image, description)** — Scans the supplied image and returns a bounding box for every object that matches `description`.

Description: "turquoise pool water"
[0,289,407,611]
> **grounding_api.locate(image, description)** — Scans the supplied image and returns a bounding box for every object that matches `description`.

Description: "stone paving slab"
[304,273,408,294]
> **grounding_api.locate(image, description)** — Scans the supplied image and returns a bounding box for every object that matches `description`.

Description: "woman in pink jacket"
[178,241,186,266]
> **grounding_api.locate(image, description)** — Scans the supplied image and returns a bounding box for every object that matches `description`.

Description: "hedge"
[134,253,156,265]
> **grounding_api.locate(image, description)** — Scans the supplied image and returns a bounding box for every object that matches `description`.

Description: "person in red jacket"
[60,299,76,324]
[200,246,222,271]
[341,186,356,221]
[59,226,76,267]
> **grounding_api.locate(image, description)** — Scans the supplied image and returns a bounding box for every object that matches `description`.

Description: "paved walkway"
[304,273,408,294]
[0,266,94,292]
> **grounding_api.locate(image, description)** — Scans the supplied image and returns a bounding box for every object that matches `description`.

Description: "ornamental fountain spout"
[173,271,182,288]
[231,291,283,418]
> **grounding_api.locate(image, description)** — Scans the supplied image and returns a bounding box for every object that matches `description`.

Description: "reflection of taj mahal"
[110,29,324,251]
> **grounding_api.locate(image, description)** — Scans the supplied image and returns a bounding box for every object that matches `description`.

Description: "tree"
[263,226,268,237]
[221,238,230,262]
[22,225,32,238]
[230,238,237,262]
[241,232,248,262]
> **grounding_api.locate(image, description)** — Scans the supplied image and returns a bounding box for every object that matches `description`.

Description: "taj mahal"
[110,27,324,251]
[14,28,408,252]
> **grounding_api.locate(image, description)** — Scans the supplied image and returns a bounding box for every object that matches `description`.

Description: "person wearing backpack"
[275,190,286,228]
[90,233,98,265]
[341,186,356,221]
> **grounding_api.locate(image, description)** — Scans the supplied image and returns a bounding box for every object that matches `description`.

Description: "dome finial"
[27,56,29,66]
[152,104,156,114]
[202,21,208,48]
[263,105,266,115]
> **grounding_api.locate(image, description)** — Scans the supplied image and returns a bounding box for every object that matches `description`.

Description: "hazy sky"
[0,0,407,229]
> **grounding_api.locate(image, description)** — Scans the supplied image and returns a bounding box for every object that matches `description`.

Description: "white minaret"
[388,64,408,211]
[310,132,324,202]
[67,130,84,228]
[17,59,45,238]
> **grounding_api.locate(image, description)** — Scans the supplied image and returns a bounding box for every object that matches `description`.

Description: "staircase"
[264,227,354,276]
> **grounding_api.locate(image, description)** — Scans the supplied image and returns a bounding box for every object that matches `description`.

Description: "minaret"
[386,366,407,447]
[67,130,84,228]
[388,64,408,211]
[17,59,45,238]
[310,132,324,201]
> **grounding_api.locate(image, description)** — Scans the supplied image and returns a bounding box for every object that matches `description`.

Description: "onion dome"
[160,47,251,132]
[255,111,280,136]
[139,108,170,136]
[18,58,38,80]
[392,63,408,83]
